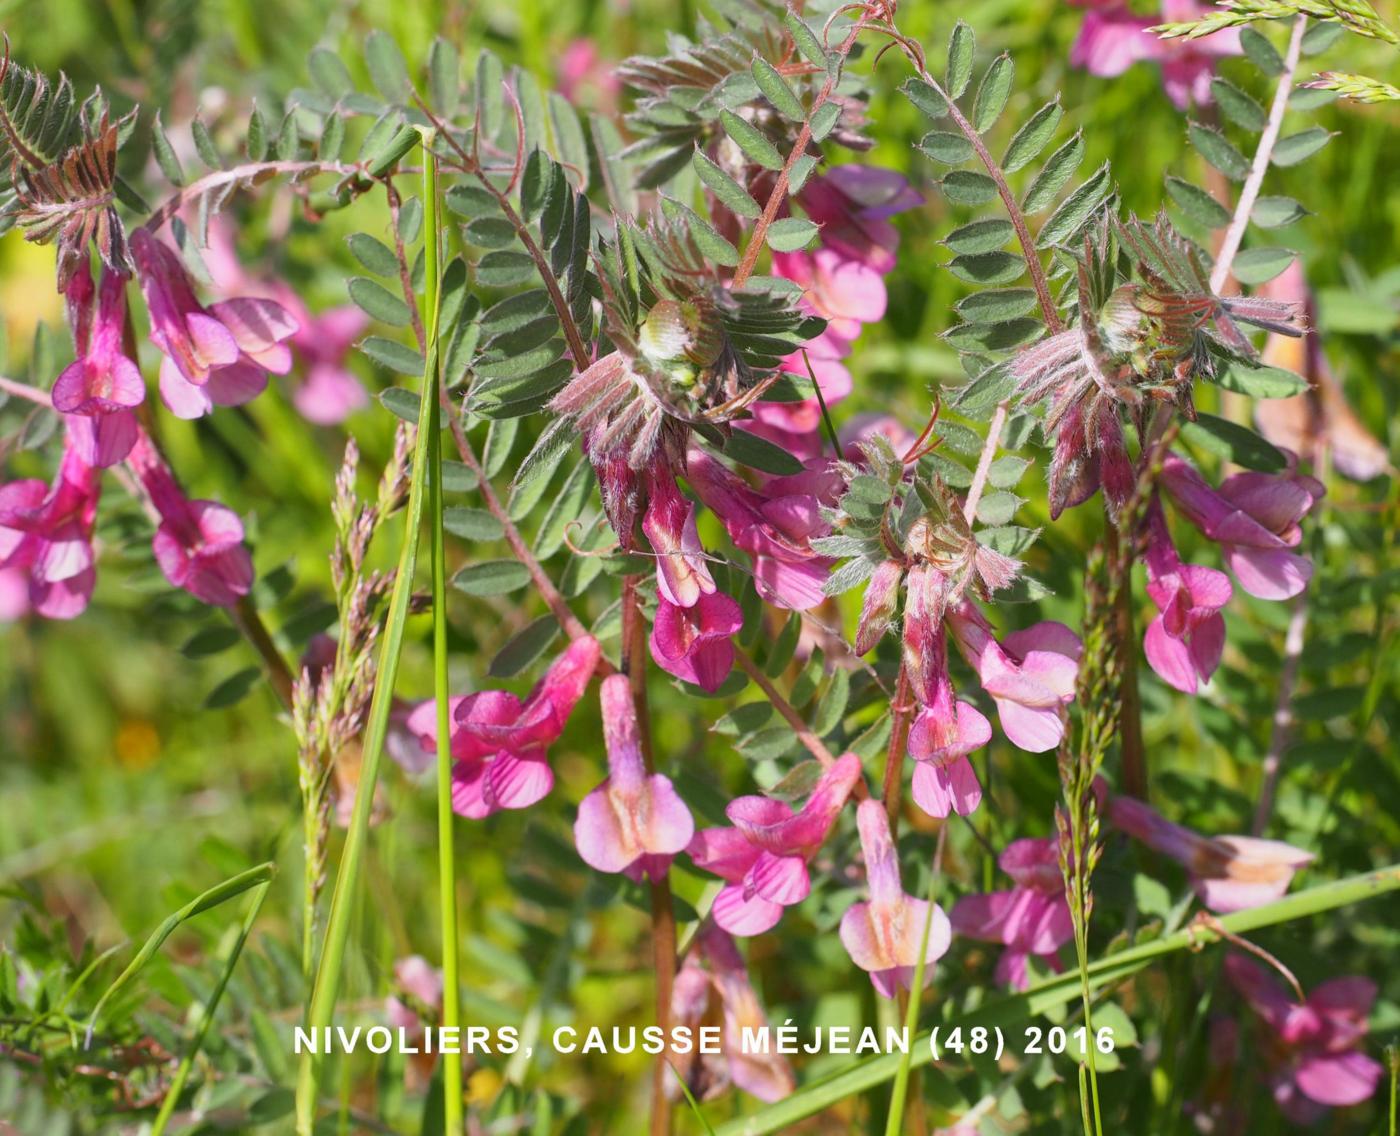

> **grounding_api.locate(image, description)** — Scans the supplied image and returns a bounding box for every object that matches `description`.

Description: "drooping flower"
[688,753,863,935]
[649,591,744,692]
[1160,453,1324,600]
[948,602,1081,753]
[840,800,952,997]
[1224,955,1383,1124]
[668,925,795,1102]
[950,837,1074,990]
[52,263,144,467]
[797,165,921,275]
[685,450,831,611]
[409,636,600,819]
[1142,498,1231,693]
[1108,794,1313,912]
[0,439,101,619]
[901,565,992,817]
[131,229,298,419]
[126,431,254,607]
[1070,0,1242,110]
[575,674,694,881]
[642,463,715,608]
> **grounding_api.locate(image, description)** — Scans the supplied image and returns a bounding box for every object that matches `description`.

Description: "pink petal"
[747,852,811,905]
[993,699,1065,752]
[1144,614,1202,693]
[294,363,369,425]
[484,751,554,812]
[1223,545,1312,600]
[711,883,785,936]
[1294,1051,1383,1107]
[159,358,215,419]
[910,756,983,818]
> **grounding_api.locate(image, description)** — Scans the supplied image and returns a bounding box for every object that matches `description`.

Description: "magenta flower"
[1109,794,1313,912]
[287,300,370,425]
[0,567,29,621]
[900,565,992,817]
[948,602,1081,752]
[126,432,253,607]
[1070,0,1242,110]
[0,440,100,620]
[669,925,795,1102]
[52,263,144,468]
[950,837,1073,990]
[797,165,921,275]
[840,800,952,997]
[642,465,715,609]
[131,229,297,419]
[575,674,694,881]
[685,450,831,611]
[1142,500,1231,694]
[1224,955,1383,1123]
[689,753,863,936]
[1160,453,1324,600]
[409,636,600,819]
[650,591,743,692]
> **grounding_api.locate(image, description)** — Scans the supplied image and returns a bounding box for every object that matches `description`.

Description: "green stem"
[150,879,272,1135]
[712,864,1400,1136]
[294,131,443,1136]
[423,148,465,1134]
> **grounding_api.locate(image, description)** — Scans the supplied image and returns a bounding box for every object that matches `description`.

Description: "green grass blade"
[85,861,276,1046]
[294,130,444,1136]
[150,877,272,1135]
[423,142,465,1135]
[670,1061,718,1136]
[713,865,1400,1135]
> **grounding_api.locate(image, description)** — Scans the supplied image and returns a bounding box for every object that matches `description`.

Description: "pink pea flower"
[643,465,715,609]
[771,248,885,344]
[52,263,144,467]
[840,799,952,997]
[1070,0,1242,111]
[950,837,1073,990]
[901,565,992,817]
[130,229,297,419]
[1224,955,1383,1123]
[126,431,254,607]
[412,636,600,819]
[1160,453,1324,600]
[669,925,795,1102]
[1142,499,1231,694]
[1108,794,1313,912]
[557,39,622,110]
[575,674,694,881]
[0,567,30,621]
[650,591,743,692]
[685,450,831,611]
[797,165,921,275]
[0,439,100,619]
[688,752,864,936]
[947,602,1082,753]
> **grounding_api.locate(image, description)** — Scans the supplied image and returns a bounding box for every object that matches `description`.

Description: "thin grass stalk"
[884,823,947,1136]
[149,878,272,1135]
[422,146,465,1135]
[293,131,444,1136]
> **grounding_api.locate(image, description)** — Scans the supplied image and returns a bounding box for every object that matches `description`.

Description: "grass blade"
[294,129,443,1135]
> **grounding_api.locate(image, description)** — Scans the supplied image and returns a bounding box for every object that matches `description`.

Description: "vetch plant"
[0,3,1395,1135]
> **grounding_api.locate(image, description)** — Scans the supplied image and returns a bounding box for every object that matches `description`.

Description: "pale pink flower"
[1160,453,1324,600]
[131,229,297,419]
[668,926,795,1102]
[840,799,952,997]
[1225,955,1383,1123]
[797,165,921,274]
[950,837,1073,990]
[649,591,743,692]
[948,602,1081,752]
[689,753,863,935]
[286,300,370,425]
[1142,499,1231,694]
[1109,794,1313,912]
[0,440,100,619]
[408,636,600,819]
[575,674,694,881]
[557,39,622,109]
[386,955,444,1036]
[685,450,831,611]
[0,567,29,621]
[127,431,253,607]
